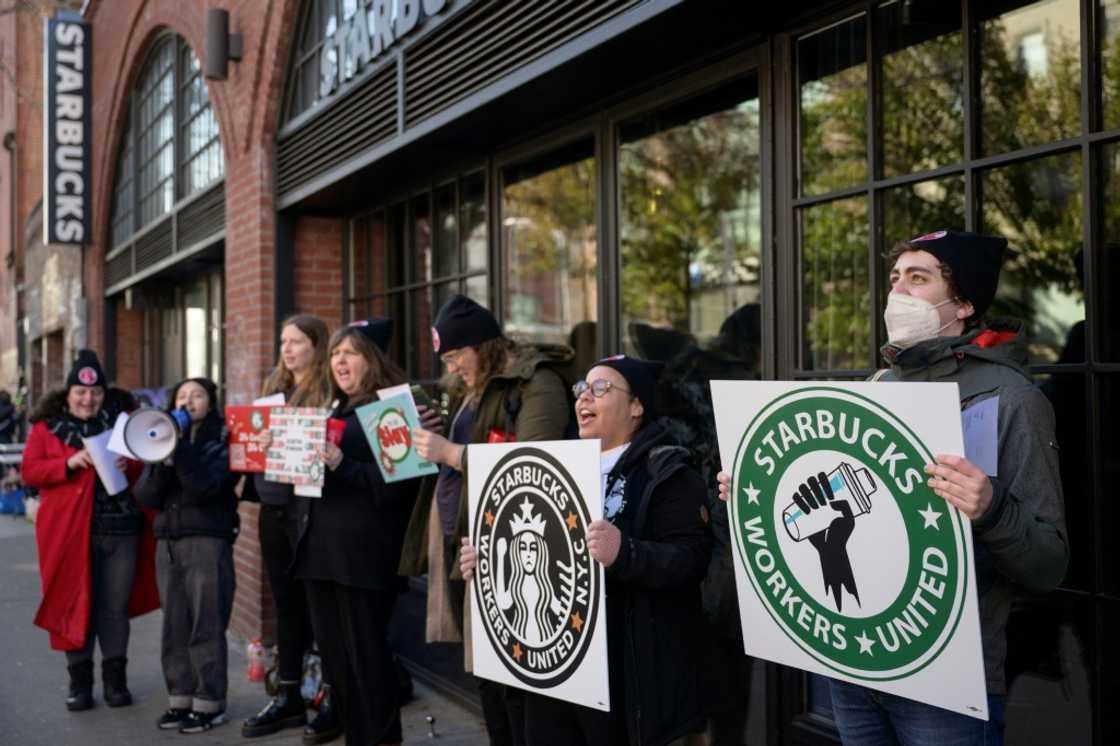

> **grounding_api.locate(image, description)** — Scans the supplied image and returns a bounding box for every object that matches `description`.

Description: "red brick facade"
[83,0,312,642]
[293,216,345,329]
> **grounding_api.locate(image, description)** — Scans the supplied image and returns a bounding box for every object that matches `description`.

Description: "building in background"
[47,0,1120,743]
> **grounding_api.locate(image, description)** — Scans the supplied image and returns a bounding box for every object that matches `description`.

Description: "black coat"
[133,412,240,542]
[291,398,419,591]
[605,423,713,746]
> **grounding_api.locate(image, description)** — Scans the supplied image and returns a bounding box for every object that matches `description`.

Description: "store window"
[136,269,223,389]
[109,34,224,249]
[500,140,598,353]
[349,173,488,381]
[791,1,1114,741]
[618,78,762,375]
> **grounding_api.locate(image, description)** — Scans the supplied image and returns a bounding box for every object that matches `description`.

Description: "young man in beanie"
[720,230,1068,744]
[459,354,713,745]
[402,294,572,746]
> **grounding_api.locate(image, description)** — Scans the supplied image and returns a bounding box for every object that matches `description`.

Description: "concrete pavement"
[0,515,487,745]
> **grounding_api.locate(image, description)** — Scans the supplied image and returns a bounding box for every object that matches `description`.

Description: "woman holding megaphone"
[22,349,160,713]
[134,377,240,733]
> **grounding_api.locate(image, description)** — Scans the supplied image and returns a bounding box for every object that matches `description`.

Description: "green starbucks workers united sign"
[712,382,988,720]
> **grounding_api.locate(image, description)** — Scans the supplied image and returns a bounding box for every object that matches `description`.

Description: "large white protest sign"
[711,381,987,720]
[468,440,609,711]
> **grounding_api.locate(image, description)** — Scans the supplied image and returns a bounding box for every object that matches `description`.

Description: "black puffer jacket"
[134,411,240,542]
[604,422,713,746]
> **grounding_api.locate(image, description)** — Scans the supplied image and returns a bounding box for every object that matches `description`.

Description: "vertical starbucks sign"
[711,381,988,720]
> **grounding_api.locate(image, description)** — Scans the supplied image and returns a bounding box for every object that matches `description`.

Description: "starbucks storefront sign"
[712,382,988,720]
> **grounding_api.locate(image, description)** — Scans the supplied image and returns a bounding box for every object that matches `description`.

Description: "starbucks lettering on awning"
[318,0,463,101]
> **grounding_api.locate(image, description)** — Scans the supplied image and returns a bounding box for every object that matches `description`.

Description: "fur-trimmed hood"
[29,387,138,425]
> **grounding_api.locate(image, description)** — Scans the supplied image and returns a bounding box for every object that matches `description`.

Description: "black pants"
[66,532,138,666]
[522,692,622,746]
[155,536,235,712]
[259,503,314,683]
[305,581,401,746]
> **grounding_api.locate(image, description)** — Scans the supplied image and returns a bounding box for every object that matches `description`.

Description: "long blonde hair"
[327,326,407,408]
[261,315,333,407]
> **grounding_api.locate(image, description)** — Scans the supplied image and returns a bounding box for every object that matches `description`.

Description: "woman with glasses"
[461,355,713,746]
[404,294,572,746]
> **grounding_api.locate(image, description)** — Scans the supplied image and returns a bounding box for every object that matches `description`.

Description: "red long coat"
[22,420,161,651]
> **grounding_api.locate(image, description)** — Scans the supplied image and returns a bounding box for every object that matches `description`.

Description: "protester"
[460,354,713,745]
[22,349,159,711]
[241,314,337,742]
[719,230,1069,745]
[291,319,420,746]
[404,294,572,746]
[134,377,240,733]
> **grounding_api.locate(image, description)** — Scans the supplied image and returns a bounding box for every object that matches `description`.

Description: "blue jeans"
[828,679,1005,746]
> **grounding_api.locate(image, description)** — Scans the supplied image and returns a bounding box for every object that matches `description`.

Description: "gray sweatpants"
[155,536,235,713]
[65,532,138,665]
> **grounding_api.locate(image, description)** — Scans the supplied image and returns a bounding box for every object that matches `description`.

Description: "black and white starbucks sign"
[712,381,988,720]
[468,440,609,711]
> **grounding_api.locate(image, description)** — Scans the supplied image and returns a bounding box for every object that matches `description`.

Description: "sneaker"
[157,708,191,730]
[179,710,228,734]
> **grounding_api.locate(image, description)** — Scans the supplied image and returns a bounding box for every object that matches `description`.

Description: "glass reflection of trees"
[502,143,598,347]
[619,84,761,357]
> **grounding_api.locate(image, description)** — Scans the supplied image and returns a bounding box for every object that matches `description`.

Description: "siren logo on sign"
[729,387,970,681]
[473,448,599,688]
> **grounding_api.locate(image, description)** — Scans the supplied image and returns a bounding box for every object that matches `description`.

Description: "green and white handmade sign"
[711,381,987,720]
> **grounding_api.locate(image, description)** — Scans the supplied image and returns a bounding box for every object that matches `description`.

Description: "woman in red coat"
[22,350,159,711]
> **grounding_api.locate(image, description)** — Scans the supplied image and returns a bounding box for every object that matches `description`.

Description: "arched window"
[109,34,223,249]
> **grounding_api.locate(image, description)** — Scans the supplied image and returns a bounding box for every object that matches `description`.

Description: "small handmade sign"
[355,393,438,483]
[225,406,272,473]
[265,407,330,488]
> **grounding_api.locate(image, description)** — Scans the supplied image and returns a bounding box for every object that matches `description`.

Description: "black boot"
[302,686,341,745]
[102,656,133,707]
[242,682,306,737]
[66,660,94,712]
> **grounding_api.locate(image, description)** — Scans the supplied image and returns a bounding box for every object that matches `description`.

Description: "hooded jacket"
[22,387,161,650]
[879,319,1069,694]
[397,343,572,647]
[603,421,713,746]
[133,411,240,542]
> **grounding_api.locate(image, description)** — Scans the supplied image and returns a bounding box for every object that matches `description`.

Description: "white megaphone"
[122,407,190,463]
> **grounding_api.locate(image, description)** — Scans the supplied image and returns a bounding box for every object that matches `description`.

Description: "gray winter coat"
[878,319,1069,694]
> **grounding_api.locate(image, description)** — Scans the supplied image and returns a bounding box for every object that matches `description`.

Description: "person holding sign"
[291,319,422,746]
[404,294,572,746]
[22,350,159,712]
[133,377,240,733]
[719,230,1068,744]
[241,314,338,742]
[461,355,713,746]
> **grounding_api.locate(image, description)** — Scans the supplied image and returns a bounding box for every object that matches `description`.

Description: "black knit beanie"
[66,349,107,390]
[431,295,501,353]
[349,318,393,353]
[904,230,1007,318]
[591,355,665,419]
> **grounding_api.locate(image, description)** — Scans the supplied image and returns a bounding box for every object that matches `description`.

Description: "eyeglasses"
[572,379,631,399]
[440,349,464,366]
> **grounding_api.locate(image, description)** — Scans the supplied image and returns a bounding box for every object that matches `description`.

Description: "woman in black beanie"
[22,350,160,711]
[402,295,572,746]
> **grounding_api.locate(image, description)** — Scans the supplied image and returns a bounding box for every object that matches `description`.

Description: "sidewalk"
[0,516,487,745]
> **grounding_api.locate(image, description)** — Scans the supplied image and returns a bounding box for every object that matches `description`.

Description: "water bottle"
[782,461,876,542]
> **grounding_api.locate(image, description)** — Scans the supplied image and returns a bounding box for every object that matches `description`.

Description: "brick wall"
[113,301,143,388]
[84,0,301,643]
[293,215,345,328]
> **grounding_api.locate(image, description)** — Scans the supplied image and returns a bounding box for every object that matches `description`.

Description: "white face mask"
[883,294,956,349]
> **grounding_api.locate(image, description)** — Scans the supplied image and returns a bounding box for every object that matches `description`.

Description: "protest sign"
[226,406,271,473]
[265,407,330,488]
[467,440,609,711]
[356,393,438,483]
[711,381,987,720]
